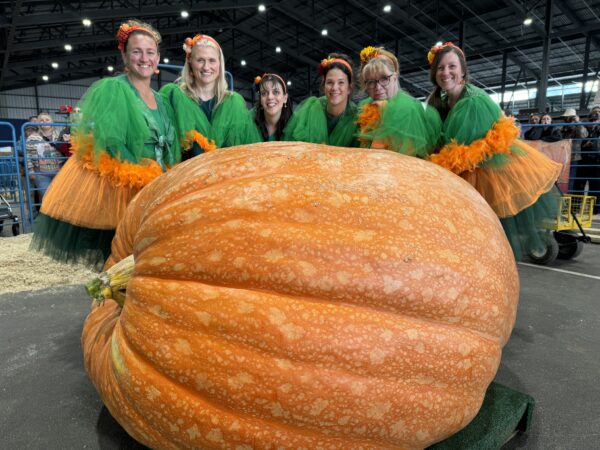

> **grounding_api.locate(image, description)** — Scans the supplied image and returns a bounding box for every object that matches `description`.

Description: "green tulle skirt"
[500,187,561,260]
[31,213,114,270]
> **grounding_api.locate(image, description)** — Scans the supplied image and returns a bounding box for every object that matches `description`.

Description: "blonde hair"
[359,48,399,90]
[178,38,229,107]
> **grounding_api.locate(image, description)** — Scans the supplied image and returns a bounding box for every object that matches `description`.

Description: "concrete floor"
[1,244,598,449]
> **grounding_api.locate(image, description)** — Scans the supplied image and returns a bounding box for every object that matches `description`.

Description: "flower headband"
[318,57,353,77]
[183,34,221,59]
[117,23,159,51]
[254,73,287,94]
[427,42,465,65]
[359,46,399,72]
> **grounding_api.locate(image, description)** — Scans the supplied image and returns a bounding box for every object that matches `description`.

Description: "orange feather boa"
[428,116,519,174]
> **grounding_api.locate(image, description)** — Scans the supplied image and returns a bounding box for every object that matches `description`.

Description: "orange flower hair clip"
[318,57,353,77]
[182,34,221,59]
[117,23,155,51]
[360,46,379,64]
[254,75,263,85]
[427,42,465,65]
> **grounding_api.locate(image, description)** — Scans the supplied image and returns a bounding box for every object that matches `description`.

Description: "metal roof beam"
[0,1,276,28]
[0,0,24,90]
[4,22,233,53]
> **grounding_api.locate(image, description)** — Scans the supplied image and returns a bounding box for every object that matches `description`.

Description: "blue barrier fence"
[0,121,25,236]
[20,122,71,230]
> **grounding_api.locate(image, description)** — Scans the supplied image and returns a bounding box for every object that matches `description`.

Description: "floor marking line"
[518,262,600,280]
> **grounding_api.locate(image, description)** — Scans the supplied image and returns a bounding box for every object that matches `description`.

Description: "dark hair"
[253,73,293,141]
[426,45,468,120]
[319,52,354,92]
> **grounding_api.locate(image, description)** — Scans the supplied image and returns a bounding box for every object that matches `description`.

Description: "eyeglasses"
[365,74,394,89]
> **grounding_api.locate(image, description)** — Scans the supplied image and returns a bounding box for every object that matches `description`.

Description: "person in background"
[426,42,562,260]
[524,113,562,141]
[557,109,588,192]
[25,112,62,200]
[252,73,293,141]
[355,45,440,156]
[574,110,600,213]
[283,52,358,147]
[521,112,540,138]
[32,19,180,267]
[160,34,260,156]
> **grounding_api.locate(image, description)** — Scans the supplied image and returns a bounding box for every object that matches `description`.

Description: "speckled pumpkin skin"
[82,142,519,449]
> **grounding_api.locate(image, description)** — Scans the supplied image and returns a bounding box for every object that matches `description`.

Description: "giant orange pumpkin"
[82,142,519,449]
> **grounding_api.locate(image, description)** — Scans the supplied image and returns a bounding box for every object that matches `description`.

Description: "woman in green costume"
[426,42,561,260]
[252,73,293,142]
[31,19,179,268]
[283,53,358,147]
[160,34,260,156]
[356,46,440,157]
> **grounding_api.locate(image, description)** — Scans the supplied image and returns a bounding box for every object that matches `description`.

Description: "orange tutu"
[462,141,562,218]
[40,157,140,230]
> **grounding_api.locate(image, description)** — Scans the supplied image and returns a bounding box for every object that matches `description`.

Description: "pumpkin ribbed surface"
[82,142,519,449]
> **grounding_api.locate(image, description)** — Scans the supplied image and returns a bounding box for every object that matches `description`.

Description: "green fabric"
[442,84,560,259]
[358,91,442,158]
[500,187,562,260]
[442,84,516,169]
[430,382,534,449]
[31,213,114,270]
[160,84,261,155]
[75,74,180,166]
[283,96,359,147]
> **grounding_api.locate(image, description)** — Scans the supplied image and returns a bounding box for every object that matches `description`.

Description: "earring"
[283,104,287,108]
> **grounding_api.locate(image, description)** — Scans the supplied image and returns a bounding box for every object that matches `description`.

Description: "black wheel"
[528,234,559,265]
[555,231,584,260]
[11,222,19,236]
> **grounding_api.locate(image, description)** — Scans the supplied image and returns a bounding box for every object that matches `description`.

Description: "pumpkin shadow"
[97,406,149,449]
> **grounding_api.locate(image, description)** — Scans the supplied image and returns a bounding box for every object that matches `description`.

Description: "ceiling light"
[523,17,533,26]
[321,29,328,36]
[181,10,189,18]
[82,18,92,27]
[107,65,114,72]
[435,41,443,47]
[383,4,392,12]
[286,80,292,86]
[275,46,281,53]
[64,44,73,51]
[240,59,247,66]
[42,75,49,81]
[51,62,59,69]
[258,4,266,12]
[163,57,169,63]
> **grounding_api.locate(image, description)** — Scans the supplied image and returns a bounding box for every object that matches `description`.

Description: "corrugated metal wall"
[0,77,100,120]
[0,71,180,120]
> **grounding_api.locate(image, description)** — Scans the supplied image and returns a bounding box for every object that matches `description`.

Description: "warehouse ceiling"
[1,0,599,106]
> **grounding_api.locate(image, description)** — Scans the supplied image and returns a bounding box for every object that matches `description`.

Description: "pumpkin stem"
[85,254,135,308]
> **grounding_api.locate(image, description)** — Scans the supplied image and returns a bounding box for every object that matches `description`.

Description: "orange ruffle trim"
[70,134,164,189]
[428,116,519,175]
[356,102,383,147]
[181,130,217,153]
